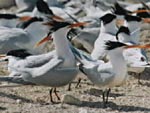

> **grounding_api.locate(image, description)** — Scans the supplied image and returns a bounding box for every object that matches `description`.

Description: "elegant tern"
[72,41,150,106]
[115,26,150,84]
[91,13,117,60]
[3,21,87,103]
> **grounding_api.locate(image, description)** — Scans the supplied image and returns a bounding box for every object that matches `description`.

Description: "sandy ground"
[0,72,150,113]
[0,28,150,113]
[0,2,150,113]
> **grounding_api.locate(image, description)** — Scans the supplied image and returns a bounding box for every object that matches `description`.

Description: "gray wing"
[25,50,56,68]
[96,63,115,85]
[80,62,115,86]
[0,28,30,53]
[0,76,35,85]
[31,58,64,77]
[9,57,64,77]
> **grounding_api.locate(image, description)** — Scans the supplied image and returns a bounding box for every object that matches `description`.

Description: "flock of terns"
[0,0,150,107]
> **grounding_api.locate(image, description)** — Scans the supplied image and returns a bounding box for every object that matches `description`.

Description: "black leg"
[49,88,54,103]
[54,88,60,101]
[67,83,72,91]
[102,88,111,107]
[75,78,82,88]
[106,88,111,104]
[138,73,142,85]
[102,91,105,103]
[102,90,106,108]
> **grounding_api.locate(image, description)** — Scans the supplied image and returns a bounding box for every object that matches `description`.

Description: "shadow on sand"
[80,101,150,112]
[131,68,150,81]
[0,91,34,103]
[0,106,7,111]
[84,88,125,98]
[80,88,150,112]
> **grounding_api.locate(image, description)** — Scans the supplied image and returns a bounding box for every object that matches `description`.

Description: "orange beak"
[142,18,150,23]
[125,44,150,49]
[132,9,150,14]
[35,35,52,47]
[42,21,53,26]
[19,16,33,21]
[68,22,89,28]
[0,54,6,58]
[51,15,64,22]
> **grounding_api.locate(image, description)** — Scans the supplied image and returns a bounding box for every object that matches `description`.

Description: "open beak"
[35,35,52,47]
[51,15,64,22]
[132,9,150,14]
[142,18,150,23]
[125,44,150,49]
[19,16,33,21]
[68,22,89,28]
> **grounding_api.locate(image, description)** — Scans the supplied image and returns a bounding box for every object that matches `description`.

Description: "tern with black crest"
[1,20,88,103]
[72,40,150,107]
[91,13,117,60]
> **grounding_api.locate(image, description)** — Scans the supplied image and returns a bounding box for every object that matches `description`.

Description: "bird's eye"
[4,59,8,61]
[140,57,145,62]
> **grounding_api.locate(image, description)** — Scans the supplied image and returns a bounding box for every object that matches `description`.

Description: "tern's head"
[124,46,148,66]
[16,17,44,29]
[0,14,18,19]
[43,20,88,32]
[36,21,88,46]
[6,49,32,59]
[112,2,132,16]
[124,15,150,25]
[36,0,64,21]
[45,21,71,32]
[105,41,127,51]
[36,0,53,15]
[0,14,32,21]
[124,15,142,23]
[124,15,143,31]
[116,26,130,41]
[136,7,150,18]
[0,14,35,28]
[105,41,150,51]
[131,7,150,18]
[100,13,116,25]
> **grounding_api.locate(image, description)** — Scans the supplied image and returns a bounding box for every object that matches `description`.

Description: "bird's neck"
[118,33,131,43]
[124,21,141,32]
[108,49,127,76]
[124,21,141,44]
[52,28,74,59]
[100,21,117,34]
